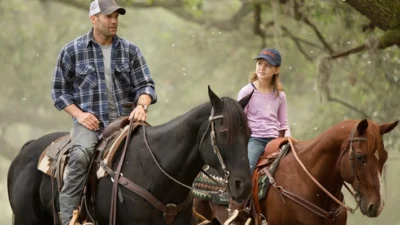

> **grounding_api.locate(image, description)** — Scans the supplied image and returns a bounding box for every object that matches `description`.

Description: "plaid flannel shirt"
[52,29,157,131]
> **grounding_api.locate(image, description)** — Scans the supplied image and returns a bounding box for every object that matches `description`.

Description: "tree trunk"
[345,0,400,30]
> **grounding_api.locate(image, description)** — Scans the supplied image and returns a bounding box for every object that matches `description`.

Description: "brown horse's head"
[339,119,398,217]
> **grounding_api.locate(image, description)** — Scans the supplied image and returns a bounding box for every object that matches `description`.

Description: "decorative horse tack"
[107,107,231,225]
[192,119,399,225]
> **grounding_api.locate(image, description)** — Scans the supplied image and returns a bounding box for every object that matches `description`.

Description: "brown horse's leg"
[335,211,348,225]
[193,198,214,221]
[210,204,229,224]
[192,199,231,225]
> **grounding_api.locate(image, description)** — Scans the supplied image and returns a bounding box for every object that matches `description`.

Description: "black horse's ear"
[208,85,222,109]
[380,120,398,135]
[238,90,254,109]
[357,119,369,135]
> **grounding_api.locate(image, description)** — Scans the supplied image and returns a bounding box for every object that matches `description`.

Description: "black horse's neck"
[132,102,213,202]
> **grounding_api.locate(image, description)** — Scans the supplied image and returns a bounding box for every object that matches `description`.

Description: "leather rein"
[264,123,366,223]
[106,106,230,225]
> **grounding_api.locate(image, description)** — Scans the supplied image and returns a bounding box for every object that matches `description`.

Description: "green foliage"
[182,0,203,17]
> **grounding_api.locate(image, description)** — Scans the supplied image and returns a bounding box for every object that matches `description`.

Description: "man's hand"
[129,105,147,121]
[76,112,100,130]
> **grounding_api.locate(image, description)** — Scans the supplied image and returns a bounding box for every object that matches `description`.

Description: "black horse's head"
[198,86,253,201]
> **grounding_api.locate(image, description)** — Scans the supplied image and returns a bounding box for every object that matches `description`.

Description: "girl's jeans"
[248,137,274,174]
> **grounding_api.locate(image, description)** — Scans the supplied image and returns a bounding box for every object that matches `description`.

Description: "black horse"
[8,87,253,225]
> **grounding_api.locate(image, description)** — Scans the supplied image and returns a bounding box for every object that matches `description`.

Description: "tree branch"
[328,28,400,60]
[326,96,370,118]
[293,0,335,54]
[164,6,206,25]
[288,36,324,49]
[50,0,87,9]
[162,1,254,31]
[317,58,370,118]
[252,13,322,61]
[329,44,366,60]
[302,17,335,54]
[378,29,400,48]
[384,73,400,87]
[261,20,324,50]
[50,0,184,9]
[362,22,376,32]
[281,26,313,61]
[258,19,324,54]
[48,0,253,31]
[253,4,266,47]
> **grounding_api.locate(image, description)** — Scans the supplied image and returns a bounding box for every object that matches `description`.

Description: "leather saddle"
[37,116,145,192]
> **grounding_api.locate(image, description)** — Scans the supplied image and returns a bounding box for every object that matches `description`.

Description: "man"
[51,0,157,224]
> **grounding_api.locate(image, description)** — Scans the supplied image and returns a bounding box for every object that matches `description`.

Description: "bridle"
[106,106,234,225]
[337,122,368,212]
[198,107,230,193]
[142,106,230,194]
[265,122,370,223]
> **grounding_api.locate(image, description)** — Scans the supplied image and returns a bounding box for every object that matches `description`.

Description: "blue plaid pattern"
[52,29,157,131]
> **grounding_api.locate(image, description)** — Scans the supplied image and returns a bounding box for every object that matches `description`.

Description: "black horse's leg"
[9,154,54,225]
[211,218,222,225]
[8,132,67,225]
[13,214,52,225]
[10,171,53,225]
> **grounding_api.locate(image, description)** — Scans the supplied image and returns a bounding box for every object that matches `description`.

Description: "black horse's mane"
[219,97,251,142]
[153,96,250,142]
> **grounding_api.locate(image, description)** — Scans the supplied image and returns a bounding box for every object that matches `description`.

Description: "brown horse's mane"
[192,118,398,225]
[295,119,383,156]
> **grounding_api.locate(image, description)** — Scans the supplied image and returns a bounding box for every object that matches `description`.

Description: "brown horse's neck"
[294,122,355,205]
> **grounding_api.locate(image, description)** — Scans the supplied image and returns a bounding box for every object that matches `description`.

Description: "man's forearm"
[64,104,83,119]
[137,94,152,106]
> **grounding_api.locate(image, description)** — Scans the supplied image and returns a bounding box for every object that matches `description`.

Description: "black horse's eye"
[356,154,366,164]
[219,130,228,139]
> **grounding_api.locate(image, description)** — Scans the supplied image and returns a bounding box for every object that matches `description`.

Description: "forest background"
[1,0,399,224]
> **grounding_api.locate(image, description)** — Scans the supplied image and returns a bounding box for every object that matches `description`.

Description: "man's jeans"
[60,123,98,225]
[248,137,274,174]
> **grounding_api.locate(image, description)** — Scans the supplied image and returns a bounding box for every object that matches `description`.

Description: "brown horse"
[193,119,398,225]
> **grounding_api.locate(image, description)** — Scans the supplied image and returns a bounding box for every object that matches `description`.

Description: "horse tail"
[20,139,36,151]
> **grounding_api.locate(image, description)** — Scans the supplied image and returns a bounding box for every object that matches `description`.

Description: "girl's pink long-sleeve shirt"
[238,83,291,138]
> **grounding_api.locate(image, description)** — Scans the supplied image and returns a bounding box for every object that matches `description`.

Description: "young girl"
[238,47,290,173]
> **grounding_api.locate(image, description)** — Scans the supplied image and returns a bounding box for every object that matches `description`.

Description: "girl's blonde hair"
[248,71,283,97]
